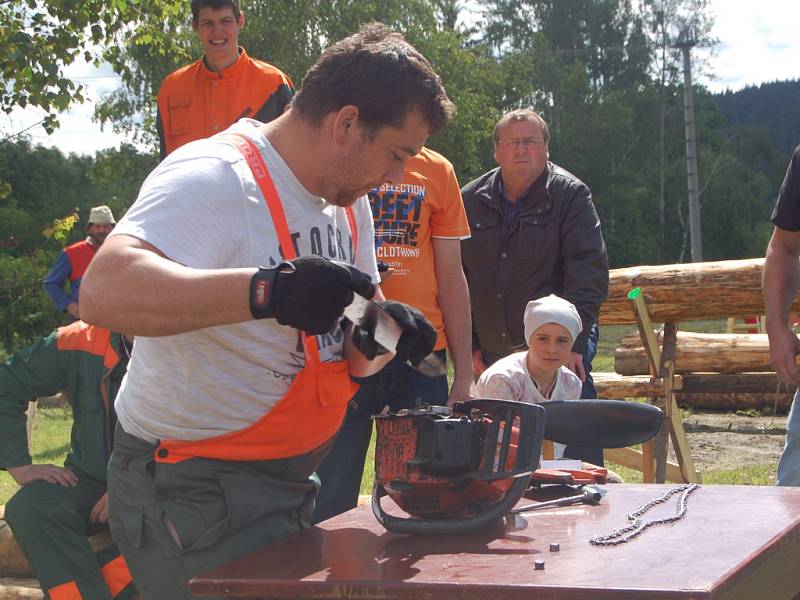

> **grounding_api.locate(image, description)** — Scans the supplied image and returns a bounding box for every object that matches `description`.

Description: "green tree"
[0,249,61,354]
[1,0,184,133]
[0,139,94,254]
[89,143,159,215]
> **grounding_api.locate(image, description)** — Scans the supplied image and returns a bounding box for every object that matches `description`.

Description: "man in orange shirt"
[156,0,293,158]
[313,147,473,523]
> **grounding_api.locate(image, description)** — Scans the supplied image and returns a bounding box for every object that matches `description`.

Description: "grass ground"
[0,318,776,505]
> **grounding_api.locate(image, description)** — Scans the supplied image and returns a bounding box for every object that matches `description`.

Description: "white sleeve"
[112,154,247,269]
[476,371,521,401]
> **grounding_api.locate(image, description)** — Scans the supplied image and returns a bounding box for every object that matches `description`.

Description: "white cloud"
[2,58,133,157]
[699,0,800,92]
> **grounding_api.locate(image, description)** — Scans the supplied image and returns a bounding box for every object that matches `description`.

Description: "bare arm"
[432,238,474,405]
[764,227,800,383]
[80,234,254,336]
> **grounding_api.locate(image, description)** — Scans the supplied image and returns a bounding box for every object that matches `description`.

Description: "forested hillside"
[714,80,800,156]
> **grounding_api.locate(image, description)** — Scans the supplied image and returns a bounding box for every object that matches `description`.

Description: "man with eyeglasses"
[460,108,608,465]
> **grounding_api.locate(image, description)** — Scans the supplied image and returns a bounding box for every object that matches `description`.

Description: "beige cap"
[88,205,116,225]
[523,294,582,345]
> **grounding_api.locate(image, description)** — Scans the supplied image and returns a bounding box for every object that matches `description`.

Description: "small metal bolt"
[549,543,560,552]
[534,559,545,570]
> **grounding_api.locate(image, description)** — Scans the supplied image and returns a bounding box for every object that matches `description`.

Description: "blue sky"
[3,0,799,156]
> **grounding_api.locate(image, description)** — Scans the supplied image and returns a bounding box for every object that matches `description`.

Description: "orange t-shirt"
[156,47,293,157]
[368,147,470,350]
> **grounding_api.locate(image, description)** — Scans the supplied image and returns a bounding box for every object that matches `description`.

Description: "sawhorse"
[604,287,700,483]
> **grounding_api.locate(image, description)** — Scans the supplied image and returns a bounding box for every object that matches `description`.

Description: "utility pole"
[675,28,702,262]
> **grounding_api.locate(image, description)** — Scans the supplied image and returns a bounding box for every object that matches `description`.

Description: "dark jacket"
[461,162,608,357]
[0,321,127,482]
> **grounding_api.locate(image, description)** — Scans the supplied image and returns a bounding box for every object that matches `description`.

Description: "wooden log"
[593,372,683,399]
[0,521,32,577]
[676,392,793,412]
[615,331,771,375]
[0,578,42,600]
[0,514,113,578]
[680,372,793,394]
[599,258,800,325]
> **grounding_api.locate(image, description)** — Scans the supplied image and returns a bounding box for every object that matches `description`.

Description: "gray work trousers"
[107,423,329,600]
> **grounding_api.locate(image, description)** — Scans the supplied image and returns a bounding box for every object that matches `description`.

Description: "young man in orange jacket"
[156,0,294,158]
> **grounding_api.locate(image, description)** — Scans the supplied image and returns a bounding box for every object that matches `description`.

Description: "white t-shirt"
[475,352,583,459]
[112,119,379,443]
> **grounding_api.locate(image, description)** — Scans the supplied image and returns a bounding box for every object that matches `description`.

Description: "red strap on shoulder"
[224,134,297,260]
[345,206,358,256]
[225,133,323,360]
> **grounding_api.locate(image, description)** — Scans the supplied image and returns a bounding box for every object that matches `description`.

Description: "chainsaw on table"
[371,398,662,535]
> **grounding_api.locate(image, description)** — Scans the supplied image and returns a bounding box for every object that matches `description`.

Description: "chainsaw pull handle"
[372,476,534,536]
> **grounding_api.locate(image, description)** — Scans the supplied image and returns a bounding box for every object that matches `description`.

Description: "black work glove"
[250,256,375,334]
[351,300,436,367]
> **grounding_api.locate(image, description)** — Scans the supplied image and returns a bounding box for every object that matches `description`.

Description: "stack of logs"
[615,331,793,411]
[600,257,799,413]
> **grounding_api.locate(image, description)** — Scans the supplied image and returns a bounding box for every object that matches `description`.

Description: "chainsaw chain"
[589,483,700,546]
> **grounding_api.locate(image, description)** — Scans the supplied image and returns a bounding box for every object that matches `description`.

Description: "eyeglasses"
[496,137,546,149]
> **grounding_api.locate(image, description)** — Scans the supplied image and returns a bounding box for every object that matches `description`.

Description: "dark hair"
[492,109,550,146]
[292,23,453,136]
[191,0,240,25]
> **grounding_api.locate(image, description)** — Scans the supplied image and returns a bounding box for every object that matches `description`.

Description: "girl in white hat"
[476,294,583,406]
[475,295,621,477]
[476,294,584,461]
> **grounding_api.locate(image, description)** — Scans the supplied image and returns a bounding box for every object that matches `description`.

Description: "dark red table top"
[190,484,800,599]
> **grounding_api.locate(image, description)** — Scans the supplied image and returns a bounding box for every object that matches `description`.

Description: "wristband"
[249,266,279,319]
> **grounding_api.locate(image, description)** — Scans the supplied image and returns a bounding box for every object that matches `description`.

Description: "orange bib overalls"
[154,133,359,465]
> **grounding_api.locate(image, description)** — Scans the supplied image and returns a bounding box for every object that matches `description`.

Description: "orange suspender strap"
[224,133,322,361]
[225,134,297,261]
[225,134,362,365]
[345,205,358,257]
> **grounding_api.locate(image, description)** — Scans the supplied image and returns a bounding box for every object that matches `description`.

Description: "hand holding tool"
[250,256,375,334]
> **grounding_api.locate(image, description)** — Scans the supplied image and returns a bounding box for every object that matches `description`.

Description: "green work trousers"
[107,424,330,600]
[4,468,135,599]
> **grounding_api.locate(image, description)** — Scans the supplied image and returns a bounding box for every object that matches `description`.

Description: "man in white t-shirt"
[80,23,453,599]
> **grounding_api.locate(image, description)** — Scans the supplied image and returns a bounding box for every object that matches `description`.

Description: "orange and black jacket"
[156,47,294,158]
[0,322,127,482]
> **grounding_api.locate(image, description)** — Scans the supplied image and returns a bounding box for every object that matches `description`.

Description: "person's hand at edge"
[8,464,79,487]
[90,492,110,524]
[566,352,586,382]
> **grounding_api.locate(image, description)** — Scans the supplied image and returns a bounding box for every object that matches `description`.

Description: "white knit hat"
[88,205,116,225]
[523,294,582,345]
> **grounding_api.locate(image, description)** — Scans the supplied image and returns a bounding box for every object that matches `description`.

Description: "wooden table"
[190,484,800,599]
